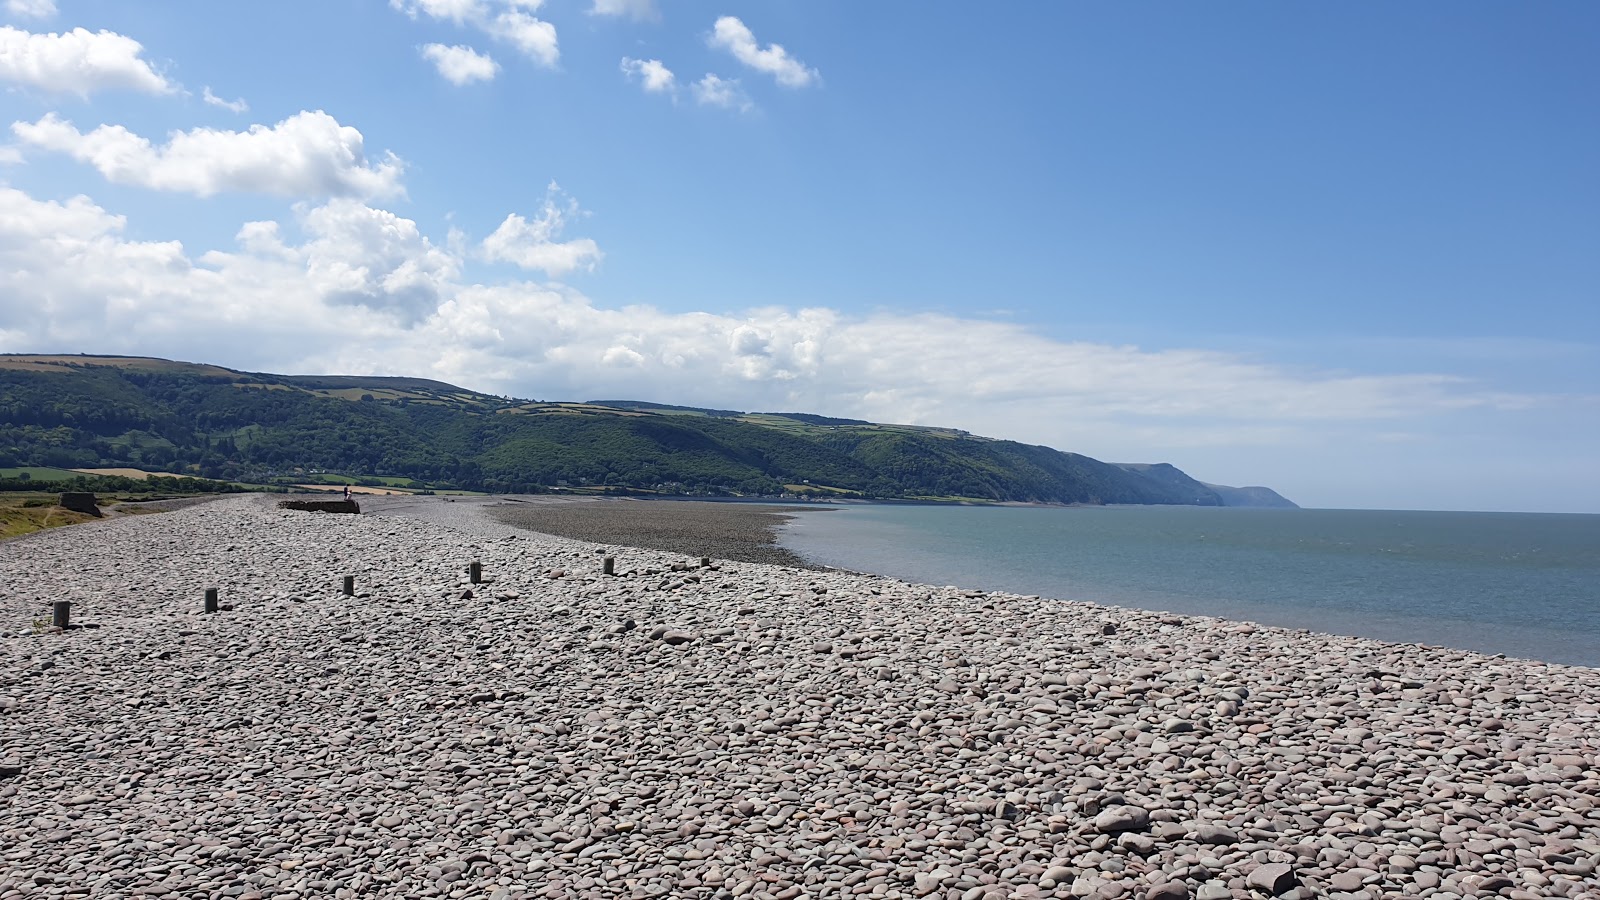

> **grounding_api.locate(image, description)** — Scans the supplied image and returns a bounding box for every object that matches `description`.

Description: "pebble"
[1094,805,1151,833]
[1194,824,1239,846]
[0,494,1596,900]
[1248,862,1297,894]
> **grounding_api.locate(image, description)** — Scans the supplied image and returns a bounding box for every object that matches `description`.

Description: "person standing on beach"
[343,485,351,501]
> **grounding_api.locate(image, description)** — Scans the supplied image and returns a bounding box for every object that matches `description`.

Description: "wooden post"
[51,600,70,629]
[701,557,711,568]
[603,556,615,576]
[469,561,482,584]
[204,588,219,614]
[342,575,355,596]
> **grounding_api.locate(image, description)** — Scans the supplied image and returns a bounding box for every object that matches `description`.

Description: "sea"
[775,504,1600,668]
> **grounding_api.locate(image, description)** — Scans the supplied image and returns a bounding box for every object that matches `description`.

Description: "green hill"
[0,353,1286,504]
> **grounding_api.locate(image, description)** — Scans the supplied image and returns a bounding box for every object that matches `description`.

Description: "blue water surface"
[777,505,1600,667]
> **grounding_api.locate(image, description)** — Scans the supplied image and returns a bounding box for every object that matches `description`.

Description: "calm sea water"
[776,505,1600,668]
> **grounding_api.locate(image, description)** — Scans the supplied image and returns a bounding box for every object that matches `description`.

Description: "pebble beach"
[2,495,1597,900]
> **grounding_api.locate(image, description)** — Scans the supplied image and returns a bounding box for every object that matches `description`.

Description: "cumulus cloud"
[693,74,750,112]
[480,182,602,276]
[421,43,499,84]
[202,87,248,113]
[487,11,557,67]
[708,16,817,88]
[0,187,461,358]
[0,25,172,95]
[294,199,461,322]
[590,0,657,21]
[5,0,55,19]
[391,0,558,68]
[620,57,674,94]
[11,111,404,199]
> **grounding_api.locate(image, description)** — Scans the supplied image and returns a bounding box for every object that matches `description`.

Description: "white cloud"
[391,0,558,68]
[390,0,487,24]
[480,182,602,276]
[620,57,674,94]
[2,183,1590,510]
[590,0,657,22]
[487,11,557,67]
[0,187,458,347]
[5,0,55,19]
[421,43,499,84]
[11,111,404,199]
[0,25,172,95]
[202,86,248,113]
[0,183,1557,430]
[294,199,461,323]
[708,16,817,88]
[693,74,750,112]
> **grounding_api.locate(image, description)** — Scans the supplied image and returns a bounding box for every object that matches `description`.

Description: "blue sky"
[0,1,1595,512]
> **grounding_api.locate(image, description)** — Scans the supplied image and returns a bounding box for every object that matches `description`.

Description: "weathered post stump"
[469,561,482,584]
[343,575,356,596]
[701,557,711,568]
[603,556,615,576]
[204,588,219,614]
[51,600,70,629]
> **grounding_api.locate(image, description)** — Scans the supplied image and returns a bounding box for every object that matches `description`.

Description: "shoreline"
[406,495,1600,670]
[2,494,1597,899]
[368,494,830,570]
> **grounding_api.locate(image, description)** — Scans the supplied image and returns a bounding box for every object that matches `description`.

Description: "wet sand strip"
[485,498,827,569]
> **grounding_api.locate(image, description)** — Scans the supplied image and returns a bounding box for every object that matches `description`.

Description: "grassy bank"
[0,493,100,540]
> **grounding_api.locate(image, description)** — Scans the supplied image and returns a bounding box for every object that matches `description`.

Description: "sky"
[0,1,1595,513]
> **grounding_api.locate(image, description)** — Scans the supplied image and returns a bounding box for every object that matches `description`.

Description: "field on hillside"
[0,355,238,377]
[71,468,161,480]
[0,466,82,482]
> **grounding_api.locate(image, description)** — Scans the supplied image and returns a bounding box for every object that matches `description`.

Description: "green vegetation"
[0,473,250,495]
[0,353,1251,504]
[0,466,82,482]
[0,493,100,540]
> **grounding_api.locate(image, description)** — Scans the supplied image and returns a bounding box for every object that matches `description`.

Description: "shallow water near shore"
[778,504,1600,667]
